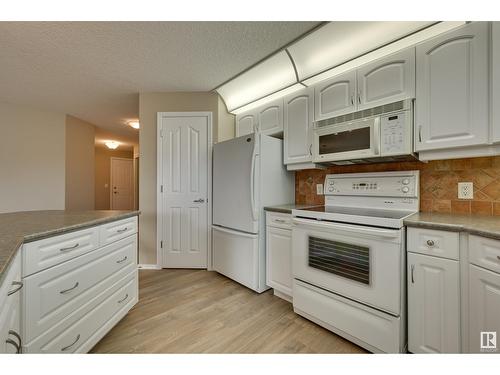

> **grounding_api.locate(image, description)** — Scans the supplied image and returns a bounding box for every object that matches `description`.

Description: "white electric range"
[291,170,420,353]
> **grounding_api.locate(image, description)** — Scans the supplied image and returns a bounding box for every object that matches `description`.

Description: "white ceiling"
[0,21,319,142]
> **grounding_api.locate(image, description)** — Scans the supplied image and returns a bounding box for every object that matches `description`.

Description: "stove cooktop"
[292,205,416,229]
[297,205,414,220]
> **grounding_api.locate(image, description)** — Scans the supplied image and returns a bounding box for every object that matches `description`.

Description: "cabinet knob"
[426,239,435,247]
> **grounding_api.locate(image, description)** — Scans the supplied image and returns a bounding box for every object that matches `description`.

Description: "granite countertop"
[404,212,500,240]
[0,210,140,286]
[264,204,320,214]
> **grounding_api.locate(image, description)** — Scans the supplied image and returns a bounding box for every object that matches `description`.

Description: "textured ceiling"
[0,21,319,142]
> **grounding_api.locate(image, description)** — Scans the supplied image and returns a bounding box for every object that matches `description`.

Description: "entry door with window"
[158,113,210,268]
[111,158,134,210]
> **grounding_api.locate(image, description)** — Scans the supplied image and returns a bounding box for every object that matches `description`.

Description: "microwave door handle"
[373,117,381,156]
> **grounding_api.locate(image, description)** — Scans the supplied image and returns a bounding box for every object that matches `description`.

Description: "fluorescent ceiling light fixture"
[128,121,140,129]
[105,141,119,149]
[302,21,466,86]
[216,50,297,112]
[288,21,434,82]
[231,84,304,115]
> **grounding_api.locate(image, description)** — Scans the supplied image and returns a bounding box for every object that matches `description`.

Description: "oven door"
[313,117,380,162]
[292,217,403,316]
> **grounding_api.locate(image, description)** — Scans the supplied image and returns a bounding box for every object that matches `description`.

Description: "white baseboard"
[138,264,162,270]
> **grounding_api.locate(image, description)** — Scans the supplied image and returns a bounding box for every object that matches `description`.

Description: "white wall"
[0,102,66,213]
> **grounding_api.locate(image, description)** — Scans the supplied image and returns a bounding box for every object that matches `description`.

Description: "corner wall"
[65,115,96,210]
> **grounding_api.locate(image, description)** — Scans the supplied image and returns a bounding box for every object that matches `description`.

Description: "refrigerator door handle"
[250,149,258,221]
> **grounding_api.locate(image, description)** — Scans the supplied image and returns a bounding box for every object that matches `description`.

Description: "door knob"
[193,198,205,203]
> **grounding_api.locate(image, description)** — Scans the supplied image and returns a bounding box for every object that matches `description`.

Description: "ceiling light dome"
[105,141,119,149]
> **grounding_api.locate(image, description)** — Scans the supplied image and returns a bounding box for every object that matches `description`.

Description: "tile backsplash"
[295,156,500,216]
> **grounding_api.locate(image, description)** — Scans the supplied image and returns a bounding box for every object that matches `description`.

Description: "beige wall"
[0,102,66,213]
[65,115,95,210]
[138,92,235,265]
[95,147,134,210]
[217,96,235,143]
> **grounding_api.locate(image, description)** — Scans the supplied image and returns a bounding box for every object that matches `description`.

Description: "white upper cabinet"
[284,87,314,165]
[415,22,489,152]
[235,110,257,137]
[493,22,500,143]
[314,70,356,120]
[357,48,415,110]
[257,98,284,136]
[408,252,460,353]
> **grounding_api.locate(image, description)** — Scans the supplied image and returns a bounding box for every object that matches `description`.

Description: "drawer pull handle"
[426,240,435,247]
[61,334,80,352]
[5,338,21,354]
[8,330,21,347]
[60,243,80,252]
[8,281,23,296]
[116,256,128,264]
[118,293,129,303]
[411,265,415,284]
[60,282,79,294]
[116,227,128,233]
[274,219,286,223]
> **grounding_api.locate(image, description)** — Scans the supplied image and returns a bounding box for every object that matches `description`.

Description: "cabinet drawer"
[23,227,99,276]
[23,270,138,353]
[469,235,500,274]
[266,212,292,229]
[407,227,459,260]
[0,251,22,307]
[100,216,138,246]
[23,235,137,342]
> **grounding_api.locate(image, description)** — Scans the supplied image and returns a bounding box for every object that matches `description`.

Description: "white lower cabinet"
[468,264,500,353]
[0,252,22,354]
[266,212,292,301]
[407,228,461,353]
[15,216,139,354]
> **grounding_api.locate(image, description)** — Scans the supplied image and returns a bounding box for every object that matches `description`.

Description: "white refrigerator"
[212,133,295,292]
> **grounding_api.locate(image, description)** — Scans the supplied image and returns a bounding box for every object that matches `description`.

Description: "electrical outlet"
[316,184,324,195]
[458,182,474,199]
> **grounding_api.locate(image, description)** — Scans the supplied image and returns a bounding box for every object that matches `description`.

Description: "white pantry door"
[110,158,134,210]
[159,114,209,268]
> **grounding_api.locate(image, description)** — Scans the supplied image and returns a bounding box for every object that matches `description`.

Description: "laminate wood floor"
[90,269,366,354]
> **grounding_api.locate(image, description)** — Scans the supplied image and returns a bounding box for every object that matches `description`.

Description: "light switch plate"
[458,182,473,199]
[316,184,324,195]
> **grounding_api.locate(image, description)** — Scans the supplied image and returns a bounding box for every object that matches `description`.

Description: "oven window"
[308,236,370,285]
[319,127,371,155]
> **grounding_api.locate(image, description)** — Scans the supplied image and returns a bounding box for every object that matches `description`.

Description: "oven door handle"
[292,218,400,239]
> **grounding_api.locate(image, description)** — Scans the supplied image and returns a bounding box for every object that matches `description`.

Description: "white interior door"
[159,113,210,268]
[110,158,134,210]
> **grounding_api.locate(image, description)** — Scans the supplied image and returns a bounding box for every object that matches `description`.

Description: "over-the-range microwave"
[313,100,416,165]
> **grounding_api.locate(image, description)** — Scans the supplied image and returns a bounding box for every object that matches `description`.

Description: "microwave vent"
[316,100,409,128]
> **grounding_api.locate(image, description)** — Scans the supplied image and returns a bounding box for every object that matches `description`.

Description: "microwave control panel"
[380,112,410,155]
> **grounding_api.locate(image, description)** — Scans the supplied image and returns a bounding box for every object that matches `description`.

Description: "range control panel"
[324,171,418,198]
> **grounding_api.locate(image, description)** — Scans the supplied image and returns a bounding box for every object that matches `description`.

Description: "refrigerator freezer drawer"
[212,226,259,291]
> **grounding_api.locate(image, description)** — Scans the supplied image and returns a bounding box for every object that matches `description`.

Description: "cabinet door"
[235,111,257,137]
[284,87,314,165]
[314,70,356,120]
[258,98,283,136]
[357,48,415,110]
[408,252,460,353]
[266,226,292,296]
[469,264,500,353]
[493,22,500,143]
[415,22,489,151]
